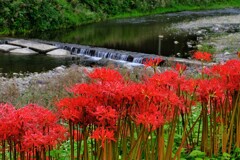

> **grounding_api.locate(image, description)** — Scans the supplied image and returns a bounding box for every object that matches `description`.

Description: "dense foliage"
[0,0,239,33]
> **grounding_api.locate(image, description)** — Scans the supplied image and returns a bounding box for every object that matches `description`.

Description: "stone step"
[10,48,38,55]
[47,49,70,56]
[0,44,21,52]
[8,39,57,53]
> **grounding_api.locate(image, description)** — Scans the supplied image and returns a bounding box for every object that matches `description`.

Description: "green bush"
[0,0,66,32]
[0,0,238,34]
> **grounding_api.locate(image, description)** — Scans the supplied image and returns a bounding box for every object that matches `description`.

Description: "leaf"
[234,147,240,153]
[222,152,231,159]
[188,150,206,158]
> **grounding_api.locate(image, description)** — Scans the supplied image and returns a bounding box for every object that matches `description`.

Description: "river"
[1,8,240,73]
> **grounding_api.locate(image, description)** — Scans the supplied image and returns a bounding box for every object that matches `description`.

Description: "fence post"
[158,35,164,55]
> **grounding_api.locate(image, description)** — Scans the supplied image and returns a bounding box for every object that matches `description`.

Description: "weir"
[1,39,215,68]
[39,40,215,66]
[38,40,160,64]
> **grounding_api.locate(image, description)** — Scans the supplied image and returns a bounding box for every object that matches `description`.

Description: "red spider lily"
[94,81,126,107]
[0,103,18,140]
[208,60,240,92]
[131,83,184,125]
[68,82,124,108]
[196,78,224,104]
[56,97,97,124]
[91,127,116,147]
[87,67,124,83]
[135,104,164,131]
[68,83,101,97]
[193,51,212,62]
[0,103,66,159]
[0,103,15,118]
[180,78,199,94]
[91,106,118,129]
[143,58,163,67]
[147,70,185,91]
[22,125,66,151]
[14,104,66,152]
[173,63,187,75]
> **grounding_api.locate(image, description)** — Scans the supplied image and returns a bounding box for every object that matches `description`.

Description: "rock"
[224,51,231,55]
[126,55,134,62]
[10,48,38,55]
[196,30,203,35]
[96,58,115,66]
[174,41,179,44]
[197,45,203,49]
[8,40,57,52]
[0,44,21,52]
[213,27,219,32]
[46,49,71,56]
[54,66,66,72]
[197,37,204,41]
[176,53,181,57]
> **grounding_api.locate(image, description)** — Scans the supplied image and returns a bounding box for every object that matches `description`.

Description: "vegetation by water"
[0,56,240,159]
[0,0,240,34]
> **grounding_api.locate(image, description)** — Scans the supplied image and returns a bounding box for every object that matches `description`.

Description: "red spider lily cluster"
[143,57,164,73]
[172,63,187,75]
[143,57,163,67]
[0,59,239,159]
[0,103,66,160]
[193,51,212,62]
[55,59,240,159]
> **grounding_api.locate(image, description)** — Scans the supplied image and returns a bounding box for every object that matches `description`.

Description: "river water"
[1,9,240,73]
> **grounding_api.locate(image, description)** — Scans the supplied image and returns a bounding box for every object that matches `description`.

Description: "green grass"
[110,0,240,20]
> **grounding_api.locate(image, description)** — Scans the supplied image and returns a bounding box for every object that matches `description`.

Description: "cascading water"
[51,43,148,64]
[133,57,144,63]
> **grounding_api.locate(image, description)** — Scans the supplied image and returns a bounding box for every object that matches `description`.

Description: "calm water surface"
[1,9,240,73]
[0,53,75,74]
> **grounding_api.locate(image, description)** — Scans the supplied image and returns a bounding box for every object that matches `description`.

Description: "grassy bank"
[0,0,240,35]
[112,1,240,19]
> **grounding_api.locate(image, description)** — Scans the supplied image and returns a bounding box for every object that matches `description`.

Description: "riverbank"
[175,13,240,61]
[0,0,240,35]
[111,1,240,20]
[1,54,239,107]
[0,64,164,107]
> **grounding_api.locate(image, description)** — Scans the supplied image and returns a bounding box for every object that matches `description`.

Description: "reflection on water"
[21,9,240,56]
[25,16,194,56]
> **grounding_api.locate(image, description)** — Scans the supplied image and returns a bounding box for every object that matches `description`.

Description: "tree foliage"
[0,0,235,33]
